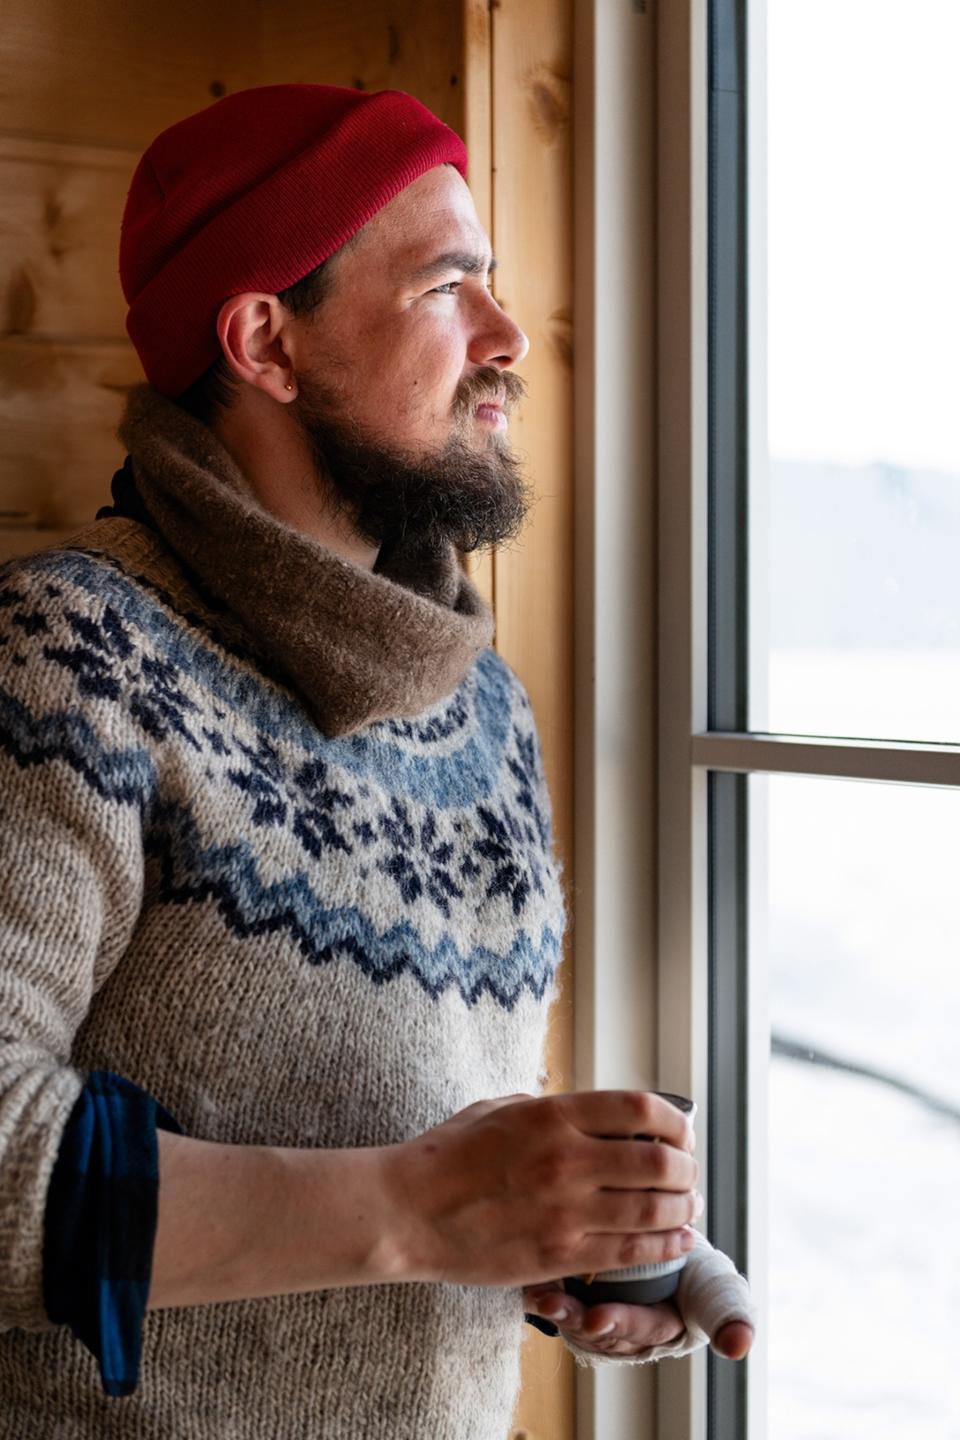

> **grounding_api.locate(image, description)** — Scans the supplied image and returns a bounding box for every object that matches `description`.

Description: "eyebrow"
[405,251,498,284]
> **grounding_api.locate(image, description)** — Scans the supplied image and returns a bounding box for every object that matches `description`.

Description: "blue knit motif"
[0,549,564,1012]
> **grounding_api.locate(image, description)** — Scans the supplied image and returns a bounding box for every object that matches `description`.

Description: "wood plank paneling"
[260,1,398,92]
[0,339,139,528]
[488,1,576,1437]
[0,0,261,149]
[262,0,463,131]
[377,0,465,130]
[0,527,74,565]
[459,0,494,609]
[1,138,132,342]
[490,4,575,1069]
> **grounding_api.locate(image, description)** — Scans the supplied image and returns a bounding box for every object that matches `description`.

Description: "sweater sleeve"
[0,559,154,1333]
[561,1230,758,1369]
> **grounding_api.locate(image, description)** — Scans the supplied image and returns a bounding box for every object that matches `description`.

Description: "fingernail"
[542,1304,570,1324]
[681,1227,697,1250]
[591,1321,615,1337]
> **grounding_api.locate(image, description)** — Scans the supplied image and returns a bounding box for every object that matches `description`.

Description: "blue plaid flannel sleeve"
[42,1070,183,1397]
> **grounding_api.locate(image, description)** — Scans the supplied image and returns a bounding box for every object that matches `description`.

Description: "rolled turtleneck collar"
[98,385,494,738]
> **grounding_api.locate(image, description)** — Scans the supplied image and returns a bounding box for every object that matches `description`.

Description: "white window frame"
[573,3,960,1438]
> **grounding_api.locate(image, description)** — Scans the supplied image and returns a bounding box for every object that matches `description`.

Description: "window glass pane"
[758,772,960,1438]
[749,0,960,744]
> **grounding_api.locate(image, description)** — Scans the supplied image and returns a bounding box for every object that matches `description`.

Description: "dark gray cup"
[562,1091,696,1306]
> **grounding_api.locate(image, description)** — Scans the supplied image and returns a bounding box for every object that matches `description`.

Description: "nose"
[468,289,530,369]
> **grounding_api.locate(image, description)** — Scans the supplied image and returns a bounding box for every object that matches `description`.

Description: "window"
[658,3,960,1438]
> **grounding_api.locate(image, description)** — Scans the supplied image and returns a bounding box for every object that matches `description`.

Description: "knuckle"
[537,1215,579,1269]
[637,1191,660,1229]
[541,1094,577,1140]
[530,1146,572,1189]
[663,1229,687,1259]
[630,1091,654,1131]
[646,1142,671,1181]
[621,1234,651,1267]
[622,1228,682,1267]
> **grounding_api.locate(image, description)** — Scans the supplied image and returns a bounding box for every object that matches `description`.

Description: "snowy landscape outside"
[755,3,959,1434]
[762,695,960,1440]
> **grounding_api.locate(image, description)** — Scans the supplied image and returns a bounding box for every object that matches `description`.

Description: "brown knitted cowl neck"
[114,384,495,738]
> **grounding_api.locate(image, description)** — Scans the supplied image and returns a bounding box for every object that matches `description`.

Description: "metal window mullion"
[707,772,749,1436]
[656,0,712,1435]
[692,732,960,787]
[706,0,750,1436]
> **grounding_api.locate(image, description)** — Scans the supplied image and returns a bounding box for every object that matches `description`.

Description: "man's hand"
[384,1090,699,1288]
[523,1282,755,1359]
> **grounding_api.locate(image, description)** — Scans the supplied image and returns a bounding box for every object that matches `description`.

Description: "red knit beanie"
[120,84,468,396]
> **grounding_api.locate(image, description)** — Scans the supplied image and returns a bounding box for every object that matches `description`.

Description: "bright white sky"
[765,0,960,473]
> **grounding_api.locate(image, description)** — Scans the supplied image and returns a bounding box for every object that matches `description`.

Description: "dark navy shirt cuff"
[43,1070,183,1397]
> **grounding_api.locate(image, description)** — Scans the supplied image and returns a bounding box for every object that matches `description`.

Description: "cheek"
[385,343,465,426]
[325,312,466,431]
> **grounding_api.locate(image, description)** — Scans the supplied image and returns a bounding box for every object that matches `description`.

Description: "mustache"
[453,366,527,418]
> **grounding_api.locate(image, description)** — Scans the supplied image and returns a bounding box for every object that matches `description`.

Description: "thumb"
[712,1320,754,1361]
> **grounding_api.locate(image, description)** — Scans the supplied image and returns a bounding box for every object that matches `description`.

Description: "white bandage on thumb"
[675,1230,758,1347]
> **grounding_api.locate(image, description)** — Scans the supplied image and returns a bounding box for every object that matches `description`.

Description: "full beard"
[292,366,532,556]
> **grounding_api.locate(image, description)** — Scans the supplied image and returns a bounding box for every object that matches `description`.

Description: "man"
[0,85,753,1436]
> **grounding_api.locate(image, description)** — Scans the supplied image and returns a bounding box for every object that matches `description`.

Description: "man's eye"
[431,281,462,295]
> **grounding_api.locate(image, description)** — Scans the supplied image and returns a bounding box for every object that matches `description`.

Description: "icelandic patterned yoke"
[0,402,566,1438]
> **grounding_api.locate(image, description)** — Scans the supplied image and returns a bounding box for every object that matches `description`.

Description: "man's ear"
[216,293,298,403]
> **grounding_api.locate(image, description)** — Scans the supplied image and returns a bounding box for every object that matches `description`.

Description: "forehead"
[350,164,491,271]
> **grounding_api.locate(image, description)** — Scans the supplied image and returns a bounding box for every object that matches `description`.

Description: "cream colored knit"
[0,397,752,1435]
[0,513,560,1437]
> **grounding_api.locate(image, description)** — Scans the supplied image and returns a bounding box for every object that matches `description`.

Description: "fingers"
[574,1223,696,1276]
[556,1091,695,1151]
[523,1286,587,1329]
[574,1301,685,1354]
[524,1290,686,1355]
[585,1186,701,1233]
[584,1135,699,1193]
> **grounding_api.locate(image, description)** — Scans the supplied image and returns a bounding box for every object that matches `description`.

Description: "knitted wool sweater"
[0,393,753,1438]
[0,393,565,1438]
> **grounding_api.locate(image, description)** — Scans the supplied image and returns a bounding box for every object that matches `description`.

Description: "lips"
[475,401,507,428]
[475,390,506,413]
[474,391,507,424]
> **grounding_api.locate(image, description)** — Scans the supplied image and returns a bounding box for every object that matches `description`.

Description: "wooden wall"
[481,1,576,1433]
[0,3,575,1434]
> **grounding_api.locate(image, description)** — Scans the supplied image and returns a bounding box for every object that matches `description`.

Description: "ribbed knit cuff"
[42,1071,183,1397]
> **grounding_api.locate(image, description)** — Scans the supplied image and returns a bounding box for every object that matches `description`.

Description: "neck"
[212,390,380,571]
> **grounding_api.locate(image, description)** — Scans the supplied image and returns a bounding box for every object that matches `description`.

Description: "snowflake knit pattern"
[0,512,565,1438]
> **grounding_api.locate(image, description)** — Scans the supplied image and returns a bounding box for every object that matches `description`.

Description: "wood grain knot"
[5,266,37,336]
[546,306,572,369]
[388,23,401,64]
[526,66,571,145]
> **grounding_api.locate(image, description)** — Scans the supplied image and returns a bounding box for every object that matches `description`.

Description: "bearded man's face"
[286,164,533,554]
[293,363,529,552]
